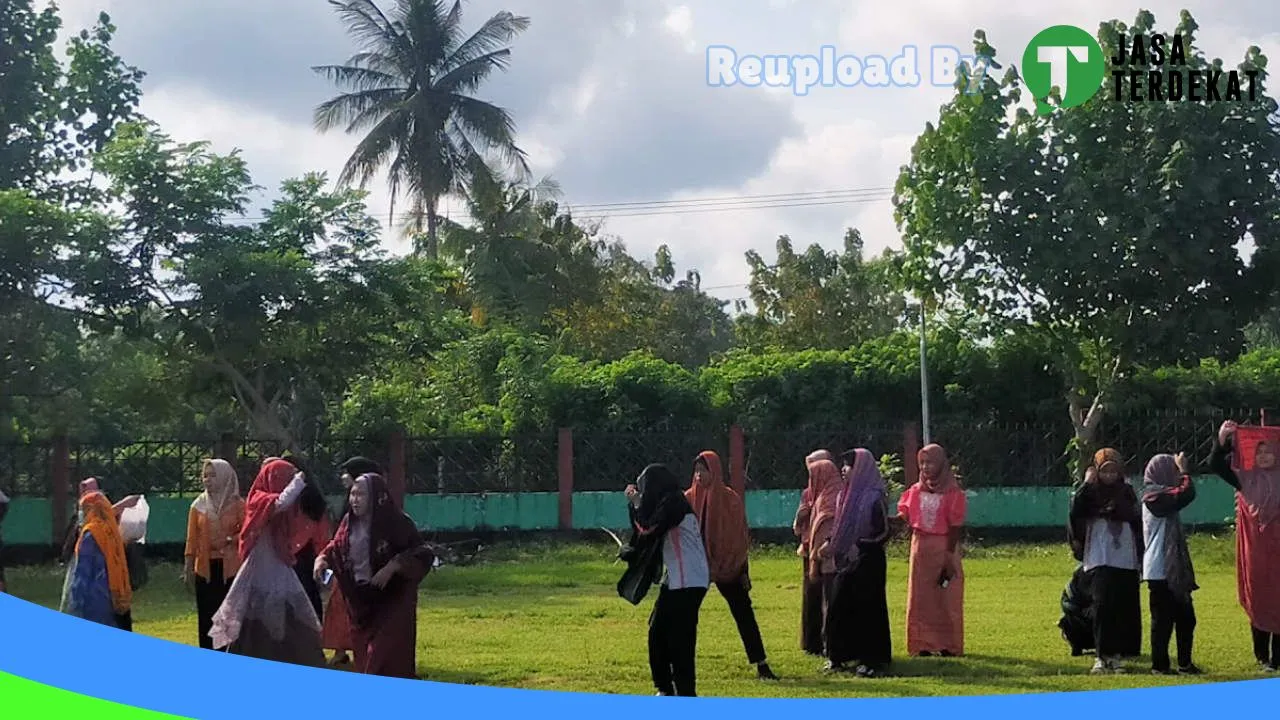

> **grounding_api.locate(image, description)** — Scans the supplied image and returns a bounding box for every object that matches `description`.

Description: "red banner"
[1233,425,1280,470]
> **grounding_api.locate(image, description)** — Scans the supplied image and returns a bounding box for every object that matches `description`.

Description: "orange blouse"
[184,498,246,582]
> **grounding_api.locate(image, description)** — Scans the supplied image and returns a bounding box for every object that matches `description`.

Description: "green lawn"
[4,533,1273,697]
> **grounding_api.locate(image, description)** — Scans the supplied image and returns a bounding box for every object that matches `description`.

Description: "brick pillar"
[904,422,920,487]
[388,430,407,510]
[50,434,70,546]
[729,425,746,495]
[557,428,574,530]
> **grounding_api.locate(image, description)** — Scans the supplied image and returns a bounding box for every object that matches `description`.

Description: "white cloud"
[48,0,1280,305]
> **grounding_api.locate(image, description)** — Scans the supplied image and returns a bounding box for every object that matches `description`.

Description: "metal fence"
[574,429,729,492]
[406,434,558,493]
[0,410,1268,497]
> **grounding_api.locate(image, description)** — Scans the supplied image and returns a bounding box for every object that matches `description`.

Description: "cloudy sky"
[55,0,1280,304]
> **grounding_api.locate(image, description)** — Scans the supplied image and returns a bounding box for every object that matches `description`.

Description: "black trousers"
[196,560,233,650]
[1090,567,1141,658]
[115,611,133,632]
[293,546,323,622]
[1253,627,1280,666]
[800,559,824,655]
[715,578,767,665]
[648,585,707,697]
[1148,581,1195,671]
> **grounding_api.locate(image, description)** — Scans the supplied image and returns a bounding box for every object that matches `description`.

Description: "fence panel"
[407,434,558,493]
[0,442,53,496]
[69,440,214,497]
[574,429,729,491]
[742,425,903,490]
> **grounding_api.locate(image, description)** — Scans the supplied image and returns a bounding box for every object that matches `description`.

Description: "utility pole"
[919,300,931,445]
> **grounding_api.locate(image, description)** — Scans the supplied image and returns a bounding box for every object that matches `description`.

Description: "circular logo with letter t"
[1022,25,1105,114]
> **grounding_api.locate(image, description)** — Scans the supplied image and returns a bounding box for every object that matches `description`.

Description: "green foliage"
[0,4,143,195]
[894,12,1280,456]
[737,230,907,351]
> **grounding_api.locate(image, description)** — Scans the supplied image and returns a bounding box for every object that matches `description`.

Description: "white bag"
[118,496,150,544]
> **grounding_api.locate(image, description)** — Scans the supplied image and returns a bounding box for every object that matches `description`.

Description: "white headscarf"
[192,459,240,520]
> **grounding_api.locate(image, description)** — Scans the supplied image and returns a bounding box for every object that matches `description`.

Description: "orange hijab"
[79,492,132,613]
[685,451,750,583]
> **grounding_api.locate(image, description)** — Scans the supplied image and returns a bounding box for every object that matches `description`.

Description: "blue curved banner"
[1,592,1277,717]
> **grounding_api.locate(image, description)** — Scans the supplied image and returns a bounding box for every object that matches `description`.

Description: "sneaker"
[1263,663,1278,673]
[822,661,846,673]
[757,663,780,681]
[1178,664,1203,675]
[1091,659,1109,674]
[855,664,884,678]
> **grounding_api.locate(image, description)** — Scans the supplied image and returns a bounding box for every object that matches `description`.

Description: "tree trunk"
[1066,383,1107,482]
[215,360,298,454]
[421,204,440,260]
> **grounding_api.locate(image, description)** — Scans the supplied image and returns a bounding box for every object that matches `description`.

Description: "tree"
[314,0,530,259]
[0,4,143,436]
[64,123,436,448]
[894,12,1280,468]
[553,243,734,368]
[737,230,907,351]
[0,3,143,195]
[439,167,594,328]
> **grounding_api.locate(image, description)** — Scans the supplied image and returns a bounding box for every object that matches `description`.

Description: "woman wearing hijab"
[684,451,777,681]
[823,449,892,677]
[619,464,710,697]
[61,492,132,630]
[803,458,846,669]
[1068,448,1142,674]
[898,443,966,658]
[315,473,433,678]
[794,449,832,655]
[208,458,325,666]
[1212,421,1280,671]
[324,456,382,667]
[1141,453,1201,675]
[60,479,141,564]
[281,455,331,625]
[183,459,246,650]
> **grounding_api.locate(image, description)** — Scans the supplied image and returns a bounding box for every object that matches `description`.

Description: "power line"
[223,185,894,224]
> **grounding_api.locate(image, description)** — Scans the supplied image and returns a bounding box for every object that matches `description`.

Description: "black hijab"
[617,464,692,606]
[634,464,692,531]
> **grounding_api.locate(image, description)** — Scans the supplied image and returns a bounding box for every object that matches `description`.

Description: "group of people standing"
[57,454,435,679]
[795,446,966,672]
[616,442,966,696]
[1062,419,1280,676]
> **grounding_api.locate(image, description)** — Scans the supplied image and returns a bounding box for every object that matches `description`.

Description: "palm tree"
[314,0,530,259]
[439,165,562,325]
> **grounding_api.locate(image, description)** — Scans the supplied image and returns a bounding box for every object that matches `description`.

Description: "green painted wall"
[0,477,1241,546]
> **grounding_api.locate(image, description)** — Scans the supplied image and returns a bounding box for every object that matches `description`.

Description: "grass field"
[4,533,1274,698]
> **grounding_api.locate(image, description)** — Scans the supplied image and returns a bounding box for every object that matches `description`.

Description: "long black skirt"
[1090,566,1141,659]
[800,558,824,655]
[292,546,323,623]
[823,546,892,667]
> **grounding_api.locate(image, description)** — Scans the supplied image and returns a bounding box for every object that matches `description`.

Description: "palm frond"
[314,88,406,133]
[434,50,512,95]
[447,95,528,174]
[336,111,409,188]
[444,12,531,71]
[330,0,399,52]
